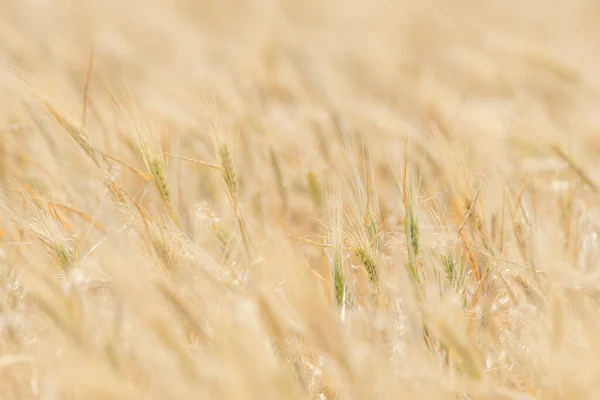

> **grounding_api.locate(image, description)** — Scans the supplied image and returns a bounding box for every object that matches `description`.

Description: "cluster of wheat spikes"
[2,0,600,399]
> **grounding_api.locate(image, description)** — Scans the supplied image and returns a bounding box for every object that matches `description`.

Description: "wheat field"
[1,1,600,399]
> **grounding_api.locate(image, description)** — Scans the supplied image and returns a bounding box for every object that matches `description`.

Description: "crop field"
[1,1,600,399]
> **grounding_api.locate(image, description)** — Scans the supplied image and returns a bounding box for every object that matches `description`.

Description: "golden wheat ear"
[216,140,253,266]
[135,129,180,228]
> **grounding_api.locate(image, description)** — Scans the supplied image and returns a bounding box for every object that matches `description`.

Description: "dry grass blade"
[368,198,401,249]
[82,47,94,128]
[457,176,485,235]
[163,152,222,169]
[550,144,598,192]
[46,202,105,232]
[285,233,335,248]
[96,148,151,181]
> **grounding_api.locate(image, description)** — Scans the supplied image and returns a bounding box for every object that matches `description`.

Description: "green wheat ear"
[137,136,179,227]
[307,171,323,208]
[149,157,172,203]
[441,252,455,283]
[355,246,379,287]
[55,241,73,271]
[219,144,237,198]
[333,251,345,307]
[367,216,380,249]
[269,148,288,215]
[212,220,233,260]
[218,142,252,262]
[404,202,420,286]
